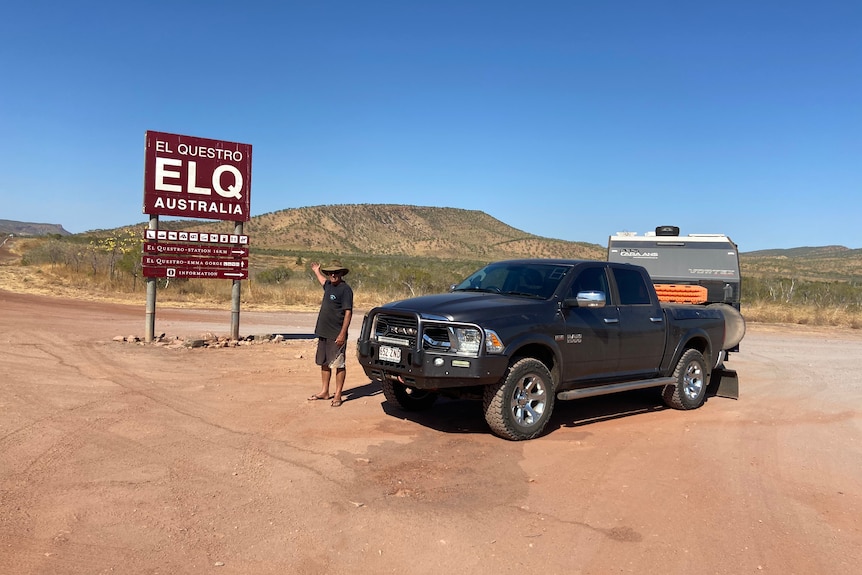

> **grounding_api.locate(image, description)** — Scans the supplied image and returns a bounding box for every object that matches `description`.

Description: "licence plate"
[379,345,402,363]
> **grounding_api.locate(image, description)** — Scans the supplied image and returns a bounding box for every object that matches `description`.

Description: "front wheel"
[662,349,708,410]
[381,380,438,411]
[483,358,555,440]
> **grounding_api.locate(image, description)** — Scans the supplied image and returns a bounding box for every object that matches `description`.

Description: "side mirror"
[564,290,606,308]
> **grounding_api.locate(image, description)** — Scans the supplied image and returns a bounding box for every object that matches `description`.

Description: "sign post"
[146,216,159,342]
[230,222,243,341]
[142,131,252,342]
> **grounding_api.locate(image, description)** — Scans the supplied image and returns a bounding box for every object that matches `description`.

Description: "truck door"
[610,266,665,376]
[560,264,621,382]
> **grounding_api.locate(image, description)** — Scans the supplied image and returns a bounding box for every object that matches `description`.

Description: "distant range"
[0,219,70,237]
[1,205,858,261]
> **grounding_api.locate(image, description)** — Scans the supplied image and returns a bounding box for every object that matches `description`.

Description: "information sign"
[142,266,248,280]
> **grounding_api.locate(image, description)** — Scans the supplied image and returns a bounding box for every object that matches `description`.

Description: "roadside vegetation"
[5,229,861,329]
[6,232,483,310]
[742,276,862,328]
[6,204,862,329]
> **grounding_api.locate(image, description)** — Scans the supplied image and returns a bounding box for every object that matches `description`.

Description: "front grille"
[422,325,451,352]
[374,314,418,348]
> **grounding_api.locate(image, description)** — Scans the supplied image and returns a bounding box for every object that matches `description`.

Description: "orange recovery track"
[654,284,709,304]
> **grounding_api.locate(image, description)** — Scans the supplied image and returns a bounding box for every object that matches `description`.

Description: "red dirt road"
[1,290,861,574]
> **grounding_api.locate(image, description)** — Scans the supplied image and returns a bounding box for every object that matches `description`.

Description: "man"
[308,261,353,407]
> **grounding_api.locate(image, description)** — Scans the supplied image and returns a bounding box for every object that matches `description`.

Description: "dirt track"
[1,289,861,574]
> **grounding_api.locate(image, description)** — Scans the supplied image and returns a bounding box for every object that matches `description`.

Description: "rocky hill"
[12,205,861,280]
[742,245,862,281]
[0,220,71,237]
[150,204,606,261]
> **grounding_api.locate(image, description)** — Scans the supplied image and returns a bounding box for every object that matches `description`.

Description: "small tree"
[256,266,291,284]
[89,228,141,283]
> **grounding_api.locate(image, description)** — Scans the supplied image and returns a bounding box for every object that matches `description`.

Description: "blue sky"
[1,1,859,252]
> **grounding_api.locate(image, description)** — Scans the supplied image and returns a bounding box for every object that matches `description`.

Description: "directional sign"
[143,242,249,258]
[143,266,248,280]
[141,228,251,281]
[143,255,248,269]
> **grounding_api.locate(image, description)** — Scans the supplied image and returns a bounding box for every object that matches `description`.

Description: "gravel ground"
[1,289,861,575]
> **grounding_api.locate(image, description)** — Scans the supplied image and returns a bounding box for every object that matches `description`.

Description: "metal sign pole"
[145,215,159,342]
[230,221,243,341]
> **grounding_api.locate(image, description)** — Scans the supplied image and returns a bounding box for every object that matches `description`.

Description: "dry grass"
[742,301,862,329]
[3,224,860,330]
[3,259,859,330]
[0,260,402,312]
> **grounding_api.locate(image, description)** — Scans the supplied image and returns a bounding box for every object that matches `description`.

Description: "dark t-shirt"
[314,280,354,339]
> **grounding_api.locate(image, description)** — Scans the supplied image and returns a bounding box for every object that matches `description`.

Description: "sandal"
[307,394,332,401]
[330,398,343,408]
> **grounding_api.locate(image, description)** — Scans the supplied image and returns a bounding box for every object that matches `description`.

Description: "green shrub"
[256,266,291,284]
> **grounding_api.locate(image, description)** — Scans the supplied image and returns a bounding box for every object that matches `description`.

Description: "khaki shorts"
[315,338,346,369]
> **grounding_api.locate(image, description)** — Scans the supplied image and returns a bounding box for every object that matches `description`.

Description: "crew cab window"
[612,267,651,305]
[568,266,610,299]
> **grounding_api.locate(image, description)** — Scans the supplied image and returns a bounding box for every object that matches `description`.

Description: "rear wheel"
[381,380,438,411]
[662,349,708,410]
[483,358,555,440]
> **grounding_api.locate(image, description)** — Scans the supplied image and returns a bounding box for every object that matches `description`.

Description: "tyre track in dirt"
[7,333,535,572]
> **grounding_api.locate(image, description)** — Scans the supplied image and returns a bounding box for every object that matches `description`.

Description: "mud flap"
[707,368,739,400]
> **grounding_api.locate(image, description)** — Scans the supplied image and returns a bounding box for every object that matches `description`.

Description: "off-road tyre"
[662,349,708,410]
[483,357,555,441]
[381,380,438,411]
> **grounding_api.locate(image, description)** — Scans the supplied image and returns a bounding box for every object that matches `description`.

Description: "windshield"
[453,262,571,299]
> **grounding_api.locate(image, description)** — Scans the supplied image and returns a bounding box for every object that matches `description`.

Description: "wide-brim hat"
[320,261,349,276]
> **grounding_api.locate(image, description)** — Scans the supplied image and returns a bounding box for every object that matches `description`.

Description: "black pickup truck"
[357,259,745,440]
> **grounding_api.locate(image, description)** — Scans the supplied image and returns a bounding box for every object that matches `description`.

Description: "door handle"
[603,318,620,324]
[649,317,664,323]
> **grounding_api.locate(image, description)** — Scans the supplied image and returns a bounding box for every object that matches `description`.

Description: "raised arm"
[311,262,327,286]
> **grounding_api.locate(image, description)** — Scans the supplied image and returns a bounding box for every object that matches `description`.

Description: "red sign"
[142,255,248,269]
[143,242,248,257]
[143,131,252,221]
[143,266,248,280]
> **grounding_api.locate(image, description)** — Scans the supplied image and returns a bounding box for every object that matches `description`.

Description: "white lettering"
[187,161,212,196]
[213,165,243,199]
[175,143,242,161]
[155,158,182,192]
[151,196,243,216]
[620,250,658,258]
[153,157,244,199]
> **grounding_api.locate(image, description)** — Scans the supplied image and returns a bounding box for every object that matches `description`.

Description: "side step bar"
[556,377,676,401]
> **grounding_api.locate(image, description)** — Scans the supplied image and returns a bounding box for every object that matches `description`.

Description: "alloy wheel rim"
[511,374,546,427]
[682,361,703,400]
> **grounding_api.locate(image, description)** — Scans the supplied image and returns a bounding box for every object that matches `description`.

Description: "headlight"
[450,327,481,356]
[443,326,505,356]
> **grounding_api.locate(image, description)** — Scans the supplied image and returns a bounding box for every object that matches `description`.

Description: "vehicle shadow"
[380,395,493,435]
[343,380,385,402]
[548,381,734,435]
[546,388,668,435]
[374,383,732,439]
